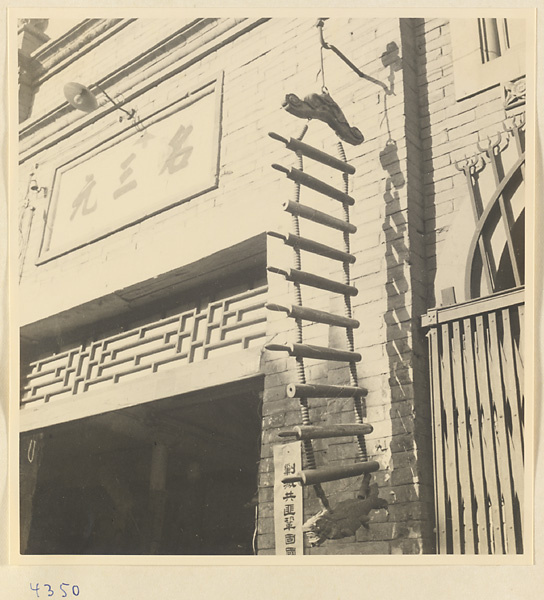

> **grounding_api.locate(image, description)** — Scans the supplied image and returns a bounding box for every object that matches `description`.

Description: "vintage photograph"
[14,13,532,558]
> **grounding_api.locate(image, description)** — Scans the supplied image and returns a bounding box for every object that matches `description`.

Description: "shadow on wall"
[379,24,435,554]
[381,140,412,414]
[417,28,438,309]
[380,112,423,555]
[378,41,411,425]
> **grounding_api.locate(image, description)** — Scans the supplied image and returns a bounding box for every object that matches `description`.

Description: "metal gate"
[422,287,524,554]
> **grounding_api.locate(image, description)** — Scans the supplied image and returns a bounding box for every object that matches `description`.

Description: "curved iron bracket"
[316,18,390,94]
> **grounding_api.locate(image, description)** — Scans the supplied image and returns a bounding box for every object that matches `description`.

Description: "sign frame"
[36,72,224,264]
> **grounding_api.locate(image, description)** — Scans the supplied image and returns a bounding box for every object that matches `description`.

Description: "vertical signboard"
[273,441,304,555]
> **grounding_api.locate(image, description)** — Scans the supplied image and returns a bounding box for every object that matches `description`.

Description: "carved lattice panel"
[21,285,268,405]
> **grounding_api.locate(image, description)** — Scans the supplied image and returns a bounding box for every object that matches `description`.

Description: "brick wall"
[19,16,440,556]
[20,16,524,555]
[256,17,436,555]
[19,18,285,325]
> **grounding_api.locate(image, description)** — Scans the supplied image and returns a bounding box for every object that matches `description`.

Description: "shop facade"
[17,15,529,556]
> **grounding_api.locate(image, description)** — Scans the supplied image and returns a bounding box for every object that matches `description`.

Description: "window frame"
[450,18,526,101]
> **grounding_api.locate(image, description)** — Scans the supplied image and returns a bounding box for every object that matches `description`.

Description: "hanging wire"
[315,18,331,94]
[319,45,329,94]
[316,18,389,94]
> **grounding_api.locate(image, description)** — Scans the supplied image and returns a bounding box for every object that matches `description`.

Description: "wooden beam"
[272,164,355,205]
[422,286,524,327]
[268,266,358,296]
[21,234,266,345]
[266,302,359,328]
[268,132,356,174]
[287,383,367,398]
[282,200,356,234]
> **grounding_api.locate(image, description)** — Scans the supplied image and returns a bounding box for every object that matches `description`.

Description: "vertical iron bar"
[485,142,521,287]
[457,160,495,294]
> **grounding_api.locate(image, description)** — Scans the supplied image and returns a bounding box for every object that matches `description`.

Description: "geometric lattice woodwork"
[22,285,267,405]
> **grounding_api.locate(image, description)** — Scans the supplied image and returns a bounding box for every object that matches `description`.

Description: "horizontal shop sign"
[38,76,223,262]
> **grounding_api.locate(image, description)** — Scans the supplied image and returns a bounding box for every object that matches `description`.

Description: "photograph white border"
[1,0,542,597]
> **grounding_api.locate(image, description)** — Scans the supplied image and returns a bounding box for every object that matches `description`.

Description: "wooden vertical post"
[450,321,476,553]
[428,328,447,553]
[474,315,505,553]
[462,317,491,554]
[439,323,462,553]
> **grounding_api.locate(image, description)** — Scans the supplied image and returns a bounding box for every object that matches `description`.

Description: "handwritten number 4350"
[30,583,80,598]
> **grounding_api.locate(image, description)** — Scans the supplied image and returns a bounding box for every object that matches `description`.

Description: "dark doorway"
[21,384,262,555]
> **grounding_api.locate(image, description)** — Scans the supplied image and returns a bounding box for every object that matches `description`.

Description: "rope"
[337,141,368,462]
[289,124,330,511]
[317,19,389,94]
[319,46,329,94]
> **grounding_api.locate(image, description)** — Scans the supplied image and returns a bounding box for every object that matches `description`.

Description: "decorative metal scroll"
[456,115,525,299]
[21,285,267,405]
[503,76,526,111]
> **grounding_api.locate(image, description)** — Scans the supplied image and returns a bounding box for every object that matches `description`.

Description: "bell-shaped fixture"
[63,82,98,113]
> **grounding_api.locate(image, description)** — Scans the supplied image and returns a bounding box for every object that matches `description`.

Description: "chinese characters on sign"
[41,83,220,261]
[273,441,303,555]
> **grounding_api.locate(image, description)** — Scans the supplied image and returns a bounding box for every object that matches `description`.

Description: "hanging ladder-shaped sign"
[267,128,377,488]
